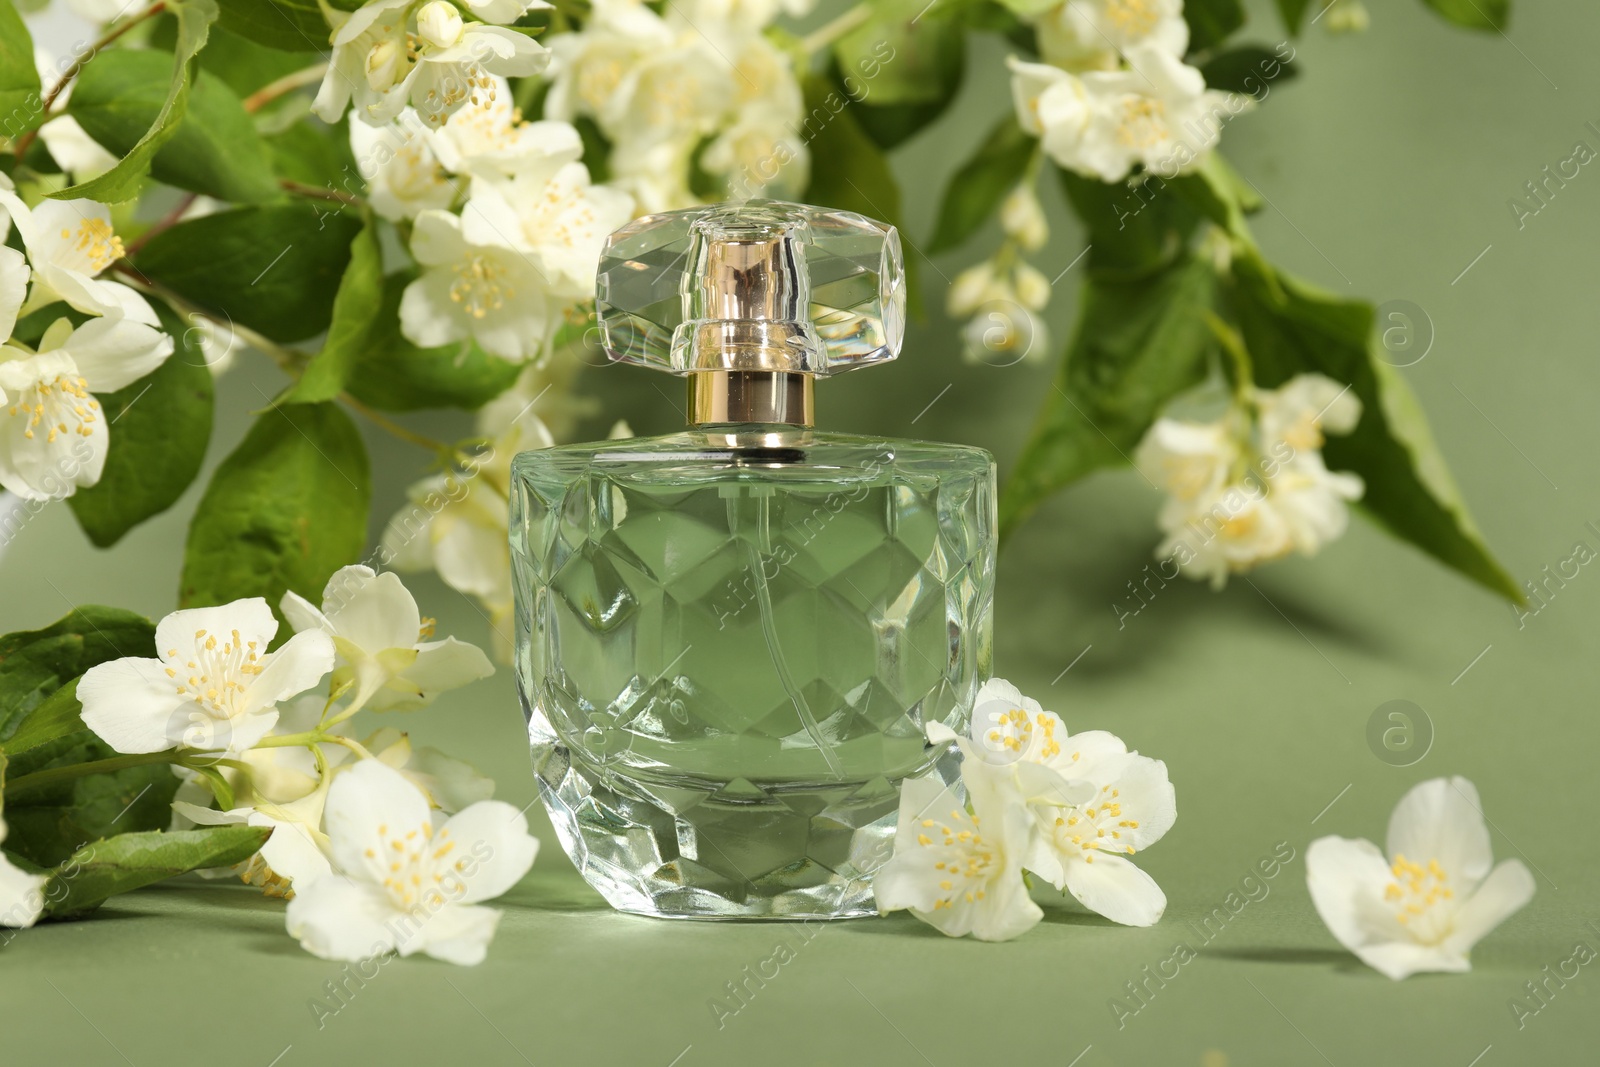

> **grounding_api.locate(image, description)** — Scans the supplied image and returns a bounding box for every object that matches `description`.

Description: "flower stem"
[4,751,182,798]
[280,180,363,206]
[341,394,451,453]
[800,2,870,56]
[11,1,168,161]
[124,192,198,256]
[243,63,328,113]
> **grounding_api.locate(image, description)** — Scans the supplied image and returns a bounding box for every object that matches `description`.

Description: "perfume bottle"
[509,200,995,920]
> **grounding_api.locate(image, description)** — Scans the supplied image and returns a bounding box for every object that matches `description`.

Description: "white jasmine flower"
[1158,483,1292,588]
[316,0,551,129]
[1307,777,1535,980]
[702,105,810,200]
[1138,374,1364,585]
[942,678,1176,927]
[606,138,700,213]
[467,164,633,298]
[314,0,418,125]
[1269,460,1363,555]
[280,564,495,713]
[399,208,561,362]
[286,760,539,965]
[1000,183,1049,251]
[0,809,47,929]
[78,598,335,757]
[874,766,1044,942]
[0,314,173,501]
[1135,415,1239,508]
[543,0,677,134]
[0,191,158,325]
[406,2,551,129]
[1255,373,1361,455]
[544,0,803,203]
[432,77,583,179]
[176,775,335,894]
[948,261,1010,319]
[349,115,457,222]
[1037,0,1188,73]
[959,302,1049,366]
[1009,48,1237,183]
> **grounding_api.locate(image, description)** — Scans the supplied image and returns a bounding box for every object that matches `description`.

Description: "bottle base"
[530,732,959,921]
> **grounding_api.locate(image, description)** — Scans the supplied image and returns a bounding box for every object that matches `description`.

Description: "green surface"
[4,0,1599,1063]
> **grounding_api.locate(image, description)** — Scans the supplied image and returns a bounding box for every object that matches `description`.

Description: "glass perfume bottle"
[509,200,995,920]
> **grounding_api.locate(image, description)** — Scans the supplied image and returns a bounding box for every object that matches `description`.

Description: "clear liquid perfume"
[509,200,995,919]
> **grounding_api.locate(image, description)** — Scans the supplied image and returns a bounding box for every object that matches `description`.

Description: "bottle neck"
[688,371,813,428]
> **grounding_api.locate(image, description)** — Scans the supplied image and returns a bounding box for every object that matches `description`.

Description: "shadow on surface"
[1202,945,1363,969]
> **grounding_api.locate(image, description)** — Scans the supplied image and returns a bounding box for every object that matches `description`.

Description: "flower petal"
[77,657,185,753]
[253,813,334,888]
[0,852,47,928]
[279,588,331,636]
[60,316,173,393]
[438,801,539,904]
[324,567,422,655]
[416,902,502,965]
[155,598,278,662]
[1386,777,1493,890]
[1351,940,1470,981]
[286,874,402,961]
[1305,835,1401,960]
[323,759,433,883]
[374,637,494,712]
[244,629,335,716]
[1445,859,1535,956]
[0,245,27,341]
[1062,852,1167,927]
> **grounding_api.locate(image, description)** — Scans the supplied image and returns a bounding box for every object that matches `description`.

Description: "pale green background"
[3,1,1598,1063]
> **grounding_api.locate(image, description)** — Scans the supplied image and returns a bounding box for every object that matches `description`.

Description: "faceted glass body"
[510,428,995,919]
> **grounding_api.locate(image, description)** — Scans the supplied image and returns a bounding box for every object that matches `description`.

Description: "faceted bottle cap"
[596,199,905,378]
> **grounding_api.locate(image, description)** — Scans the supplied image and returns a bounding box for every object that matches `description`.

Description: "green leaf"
[1275,0,1313,34]
[1421,0,1508,31]
[1000,255,1217,537]
[4,725,183,868]
[1200,44,1300,96]
[1185,0,1247,51]
[927,114,1035,254]
[4,676,87,757]
[41,826,271,919]
[835,0,965,105]
[265,116,356,188]
[52,0,220,204]
[279,220,382,405]
[180,402,371,620]
[196,25,314,96]
[1057,167,1201,279]
[1230,258,1520,601]
[0,0,41,142]
[991,0,1059,17]
[0,608,154,740]
[344,273,524,412]
[67,345,215,548]
[68,46,281,204]
[132,202,364,343]
[216,0,332,52]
